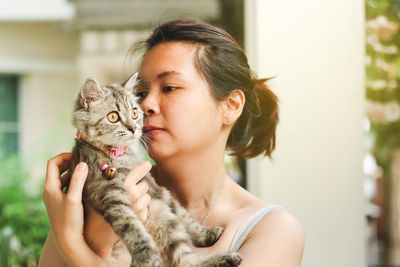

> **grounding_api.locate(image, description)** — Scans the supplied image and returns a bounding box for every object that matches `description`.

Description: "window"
[0,74,19,155]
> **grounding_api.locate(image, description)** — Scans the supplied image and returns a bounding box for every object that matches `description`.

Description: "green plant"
[366,0,400,174]
[0,153,49,265]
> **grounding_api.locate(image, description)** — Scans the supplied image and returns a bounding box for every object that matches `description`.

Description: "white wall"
[245,1,366,266]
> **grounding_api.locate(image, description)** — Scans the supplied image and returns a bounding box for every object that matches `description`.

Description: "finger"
[45,153,73,190]
[60,172,71,188]
[127,181,149,203]
[135,195,151,223]
[67,162,88,201]
[137,209,148,223]
[132,193,151,214]
[137,181,149,195]
[125,161,152,188]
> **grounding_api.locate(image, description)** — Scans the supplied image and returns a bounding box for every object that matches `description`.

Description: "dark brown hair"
[143,19,279,159]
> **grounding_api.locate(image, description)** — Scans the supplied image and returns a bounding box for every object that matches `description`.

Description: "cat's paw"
[191,225,224,247]
[218,252,242,267]
[201,251,242,267]
[205,226,224,246]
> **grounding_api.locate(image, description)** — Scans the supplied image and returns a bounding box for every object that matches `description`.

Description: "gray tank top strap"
[230,204,284,251]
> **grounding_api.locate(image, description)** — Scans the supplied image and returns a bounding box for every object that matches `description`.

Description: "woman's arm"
[237,210,305,267]
[38,230,106,267]
[38,231,67,267]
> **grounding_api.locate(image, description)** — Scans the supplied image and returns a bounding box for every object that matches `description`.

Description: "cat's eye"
[107,112,120,123]
[131,108,139,120]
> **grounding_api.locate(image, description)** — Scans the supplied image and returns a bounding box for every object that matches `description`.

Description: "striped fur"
[68,76,242,266]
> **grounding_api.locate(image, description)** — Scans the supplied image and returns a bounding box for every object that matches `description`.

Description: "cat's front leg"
[145,174,224,247]
[96,179,163,267]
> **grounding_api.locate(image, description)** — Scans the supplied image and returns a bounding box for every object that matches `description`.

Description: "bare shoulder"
[254,209,304,246]
[238,208,305,267]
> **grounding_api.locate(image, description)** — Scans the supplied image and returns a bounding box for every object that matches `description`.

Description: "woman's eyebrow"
[156,71,181,79]
[137,71,181,84]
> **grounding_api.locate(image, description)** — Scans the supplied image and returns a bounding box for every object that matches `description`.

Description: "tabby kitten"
[68,74,242,267]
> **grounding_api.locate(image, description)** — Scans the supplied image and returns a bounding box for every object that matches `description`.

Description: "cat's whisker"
[139,135,153,154]
[139,137,149,148]
[141,135,153,146]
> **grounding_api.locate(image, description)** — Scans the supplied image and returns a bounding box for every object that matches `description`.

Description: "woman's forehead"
[139,42,198,77]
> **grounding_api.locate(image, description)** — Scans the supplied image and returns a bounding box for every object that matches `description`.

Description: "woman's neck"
[155,149,228,218]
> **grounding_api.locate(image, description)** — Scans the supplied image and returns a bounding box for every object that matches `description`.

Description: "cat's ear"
[123,72,138,91]
[80,77,103,109]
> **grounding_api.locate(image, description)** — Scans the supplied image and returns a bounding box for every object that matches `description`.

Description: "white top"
[230,204,284,251]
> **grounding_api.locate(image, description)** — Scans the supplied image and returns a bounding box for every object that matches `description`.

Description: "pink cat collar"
[76,131,127,158]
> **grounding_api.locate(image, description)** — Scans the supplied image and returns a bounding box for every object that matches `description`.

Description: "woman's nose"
[140,91,160,117]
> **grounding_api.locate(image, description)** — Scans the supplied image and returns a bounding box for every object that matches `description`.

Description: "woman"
[39,19,304,266]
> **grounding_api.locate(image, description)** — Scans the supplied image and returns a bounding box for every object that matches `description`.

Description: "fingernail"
[144,161,152,169]
[77,162,88,172]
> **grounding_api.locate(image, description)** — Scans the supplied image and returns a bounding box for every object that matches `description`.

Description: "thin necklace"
[201,175,228,226]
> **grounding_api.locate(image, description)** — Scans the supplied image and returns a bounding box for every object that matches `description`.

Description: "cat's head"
[72,73,143,147]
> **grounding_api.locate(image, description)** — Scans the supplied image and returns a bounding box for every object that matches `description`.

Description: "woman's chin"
[146,145,172,161]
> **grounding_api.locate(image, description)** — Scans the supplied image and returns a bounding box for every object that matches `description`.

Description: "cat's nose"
[128,127,135,133]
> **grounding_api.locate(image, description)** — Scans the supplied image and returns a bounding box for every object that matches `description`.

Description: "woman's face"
[137,41,224,160]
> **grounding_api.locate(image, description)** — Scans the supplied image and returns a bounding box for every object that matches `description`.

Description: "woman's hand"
[43,153,108,267]
[43,153,88,256]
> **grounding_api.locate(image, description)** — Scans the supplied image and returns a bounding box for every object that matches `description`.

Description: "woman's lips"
[143,126,165,136]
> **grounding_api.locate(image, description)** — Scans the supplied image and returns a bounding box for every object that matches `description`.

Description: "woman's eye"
[131,108,139,120]
[107,112,120,123]
[135,91,147,98]
[163,86,178,92]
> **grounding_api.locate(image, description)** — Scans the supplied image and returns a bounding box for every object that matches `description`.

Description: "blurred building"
[0,1,366,267]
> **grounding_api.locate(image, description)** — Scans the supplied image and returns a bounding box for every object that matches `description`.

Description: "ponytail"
[228,78,279,159]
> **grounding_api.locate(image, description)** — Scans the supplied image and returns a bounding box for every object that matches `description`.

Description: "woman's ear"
[222,90,245,126]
